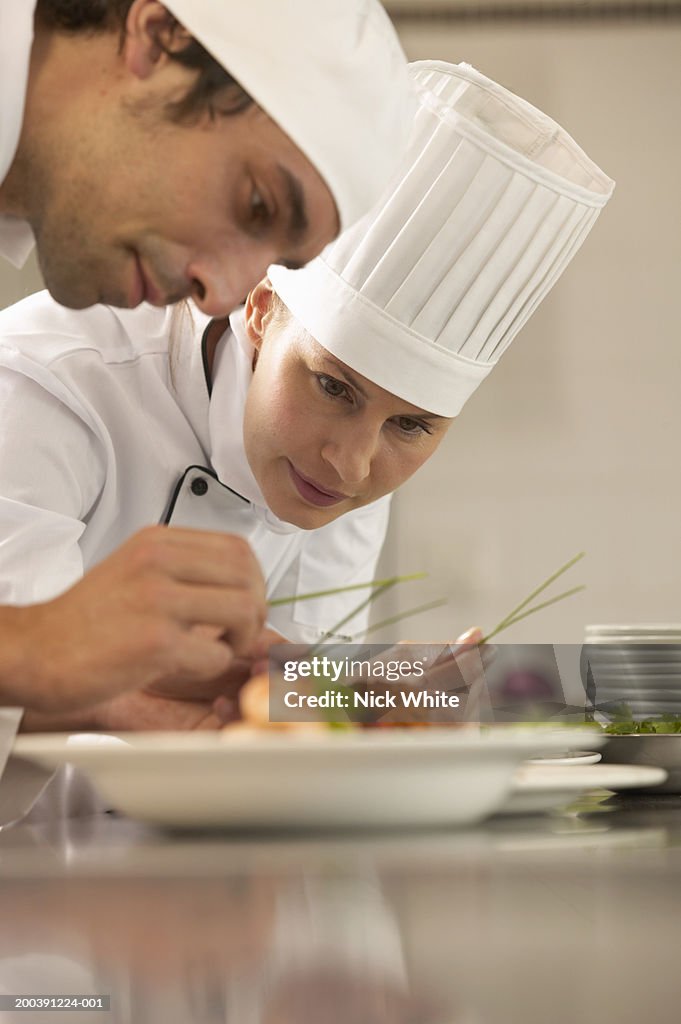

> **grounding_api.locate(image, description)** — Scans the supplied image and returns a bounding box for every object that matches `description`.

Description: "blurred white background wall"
[374,2,681,642]
[1,3,679,644]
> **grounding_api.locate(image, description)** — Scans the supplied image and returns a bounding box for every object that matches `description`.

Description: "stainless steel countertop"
[1,794,680,1023]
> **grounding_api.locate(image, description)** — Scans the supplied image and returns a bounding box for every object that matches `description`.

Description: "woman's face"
[242,282,453,530]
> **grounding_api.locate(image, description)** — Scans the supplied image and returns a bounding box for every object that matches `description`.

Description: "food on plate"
[604,714,681,735]
[232,672,328,733]
[222,651,482,734]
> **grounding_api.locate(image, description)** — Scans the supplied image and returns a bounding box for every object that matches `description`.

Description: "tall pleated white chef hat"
[268,61,615,416]
[162,0,414,231]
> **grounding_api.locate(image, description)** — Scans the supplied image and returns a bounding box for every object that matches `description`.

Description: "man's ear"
[122,0,192,79]
[244,278,276,354]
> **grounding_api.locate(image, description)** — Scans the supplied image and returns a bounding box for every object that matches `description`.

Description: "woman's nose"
[321,431,377,487]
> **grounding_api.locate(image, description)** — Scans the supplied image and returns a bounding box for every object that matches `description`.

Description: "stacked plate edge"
[582,624,681,720]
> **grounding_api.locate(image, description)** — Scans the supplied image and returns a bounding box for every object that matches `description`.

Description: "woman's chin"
[267,495,342,531]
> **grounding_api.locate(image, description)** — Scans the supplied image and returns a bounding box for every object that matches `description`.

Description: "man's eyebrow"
[277,164,309,246]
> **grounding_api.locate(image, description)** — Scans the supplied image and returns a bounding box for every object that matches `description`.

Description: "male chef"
[0,0,412,754]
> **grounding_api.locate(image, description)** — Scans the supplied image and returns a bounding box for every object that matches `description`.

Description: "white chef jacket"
[0,0,37,268]
[0,291,391,636]
[0,0,39,774]
[0,8,387,790]
[0,293,390,782]
[0,0,41,770]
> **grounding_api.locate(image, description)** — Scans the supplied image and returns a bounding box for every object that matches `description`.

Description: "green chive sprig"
[268,572,427,608]
[270,551,585,650]
[480,551,586,644]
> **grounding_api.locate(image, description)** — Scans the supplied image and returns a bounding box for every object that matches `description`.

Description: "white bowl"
[13,728,604,831]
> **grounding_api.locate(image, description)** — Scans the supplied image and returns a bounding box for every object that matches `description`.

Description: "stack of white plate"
[582,624,681,719]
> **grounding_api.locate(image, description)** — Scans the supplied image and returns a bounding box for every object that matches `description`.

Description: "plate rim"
[12,726,606,760]
[514,762,668,791]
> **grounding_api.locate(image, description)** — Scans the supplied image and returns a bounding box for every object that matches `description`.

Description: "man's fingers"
[116,527,268,655]
[155,581,264,628]
[155,631,236,684]
[95,689,226,732]
[150,584,265,657]
[124,527,265,591]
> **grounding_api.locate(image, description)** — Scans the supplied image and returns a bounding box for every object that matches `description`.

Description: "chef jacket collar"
[206,308,299,536]
[0,1,37,267]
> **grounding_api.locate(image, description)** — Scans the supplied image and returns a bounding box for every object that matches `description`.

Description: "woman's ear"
[122,0,192,80]
[244,277,276,355]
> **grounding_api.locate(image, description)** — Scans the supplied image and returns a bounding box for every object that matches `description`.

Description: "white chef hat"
[268,61,615,417]
[162,0,414,231]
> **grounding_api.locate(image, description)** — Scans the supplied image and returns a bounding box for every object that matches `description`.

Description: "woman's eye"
[394,416,430,437]
[317,374,350,400]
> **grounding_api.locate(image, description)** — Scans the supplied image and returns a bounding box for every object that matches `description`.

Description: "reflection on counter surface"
[1,800,681,1024]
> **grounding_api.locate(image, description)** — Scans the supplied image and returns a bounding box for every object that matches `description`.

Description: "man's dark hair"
[35,0,255,122]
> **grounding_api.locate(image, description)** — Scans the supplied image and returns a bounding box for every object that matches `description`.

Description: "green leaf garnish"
[604,712,681,735]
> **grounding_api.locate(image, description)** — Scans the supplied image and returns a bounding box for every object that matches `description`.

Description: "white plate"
[594,703,681,717]
[590,678,681,690]
[590,690,681,704]
[527,750,602,766]
[587,657,681,669]
[589,665,681,677]
[12,728,604,831]
[501,762,668,815]
[585,624,681,637]
[593,691,681,703]
[584,640,681,648]
[600,735,681,793]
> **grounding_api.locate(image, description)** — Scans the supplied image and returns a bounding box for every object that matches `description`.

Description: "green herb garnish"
[268,572,427,608]
[265,553,587,730]
[604,715,681,735]
[295,578,447,727]
[480,552,586,644]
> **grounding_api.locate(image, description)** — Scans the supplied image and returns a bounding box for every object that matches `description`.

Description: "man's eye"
[317,374,349,400]
[250,187,270,225]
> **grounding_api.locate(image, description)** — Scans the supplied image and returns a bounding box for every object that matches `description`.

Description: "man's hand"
[147,627,285,703]
[20,688,224,734]
[6,526,267,713]
[96,689,225,732]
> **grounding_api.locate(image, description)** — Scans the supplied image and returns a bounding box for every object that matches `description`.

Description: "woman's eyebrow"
[320,355,444,419]
[321,355,368,398]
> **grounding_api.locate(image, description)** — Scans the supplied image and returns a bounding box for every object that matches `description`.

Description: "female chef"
[0,62,613,727]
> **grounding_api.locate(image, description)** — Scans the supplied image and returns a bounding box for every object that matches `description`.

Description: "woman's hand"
[366,628,494,725]
[216,628,495,730]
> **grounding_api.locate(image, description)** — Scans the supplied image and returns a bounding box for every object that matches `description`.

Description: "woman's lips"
[287,462,348,508]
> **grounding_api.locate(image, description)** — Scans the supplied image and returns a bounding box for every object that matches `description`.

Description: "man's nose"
[187,250,274,317]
